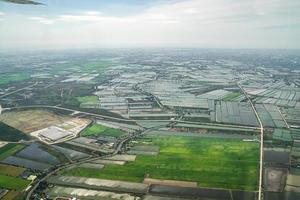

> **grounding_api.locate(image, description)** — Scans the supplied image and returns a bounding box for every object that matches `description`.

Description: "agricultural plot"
[0,72,29,85]
[63,136,259,190]
[106,155,136,162]
[0,163,26,177]
[91,159,125,165]
[47,176,148,194]
[0,110,70,133]
[16,144,60,165]
[48,186,137,200]
[77,95,101,108]
[0,143,25,160]
[272,129,292,142]
[0,174,30,190]
[128,145,160,155]
[81,124,125,137]
[282,107,300,126]
[52,145,90,161]
[198,89,232,100]
[2,156,52,171]
[78,163,104,170]
[1,191,20,200]
[215,101,259,127]
[250,87,300,107]
[222,92,242,101]
[255,104,287,128]
[0,122,30,142]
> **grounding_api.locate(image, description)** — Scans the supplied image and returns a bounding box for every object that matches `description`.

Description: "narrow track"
[238,83,264,200]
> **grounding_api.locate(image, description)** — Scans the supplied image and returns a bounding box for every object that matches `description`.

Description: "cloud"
[29,16,54,25]
[0,12,5,16]
[3,0,300,49]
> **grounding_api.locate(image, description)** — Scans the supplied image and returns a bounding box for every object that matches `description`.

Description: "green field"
[0,174,30,190]
[63,136,259,190]
[0,73,29,85]
[0,122,30,142]
[222,92,242,101]
[0,144,25,160]
[81,124,125,137]
[76,95,100,104]
[82,60,113,72]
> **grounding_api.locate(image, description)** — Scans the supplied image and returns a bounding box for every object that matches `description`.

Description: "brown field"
[0,110,70,133]
[143,178,197,188]
[2,190,19,200]
[0,164,26,177]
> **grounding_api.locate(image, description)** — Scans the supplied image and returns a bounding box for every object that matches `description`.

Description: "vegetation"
[0,122,30,142]
[0,144,25,160]
[63,136,259,190]
[0,73,29,85]
[0,174,30,190]
[76,95,100,104]
[82,60,113,73]
[222,92,242,101]
[81,124,125,137]
[0,164,26,177]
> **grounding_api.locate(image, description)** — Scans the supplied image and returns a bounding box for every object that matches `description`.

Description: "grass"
[0,174,30,190]
[0,164,26,177]
[0,122,30,142]
[76,95,100,104]
[0,144,25,161]
[81,124,125,137]
[222,92,242,101]
[0,73,30,85]
[63,136,259,191]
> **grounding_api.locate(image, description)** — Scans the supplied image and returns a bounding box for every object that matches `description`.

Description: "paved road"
[6,105,136,123]
[25,123,165,200]
[238,83,264,200]
[4,105,259,131]
[0,82,38,98]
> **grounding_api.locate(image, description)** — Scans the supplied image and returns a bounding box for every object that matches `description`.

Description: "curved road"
[25,125,162,200]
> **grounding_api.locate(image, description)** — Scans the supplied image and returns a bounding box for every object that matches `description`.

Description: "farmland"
[0,144,25,160]
[222,92,242,101]
[0,174,30,190]
[0,164,26,177]
[0,122,30,142]
[76,95,100,104]
[81,124,125,137]
[63,136,260,190]
[0,110,70,133]
[0,73,29,85]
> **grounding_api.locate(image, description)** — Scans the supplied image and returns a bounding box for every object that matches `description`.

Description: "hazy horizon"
[0,0,300,49]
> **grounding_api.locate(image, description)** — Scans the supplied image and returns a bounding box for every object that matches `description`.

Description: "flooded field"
[2,156,52,171]
[16,144,59,165]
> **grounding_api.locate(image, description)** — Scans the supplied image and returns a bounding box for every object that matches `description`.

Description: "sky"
[0,0,299,50]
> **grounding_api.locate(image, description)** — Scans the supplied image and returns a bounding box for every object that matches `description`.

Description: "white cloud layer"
[1,0,300,49]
